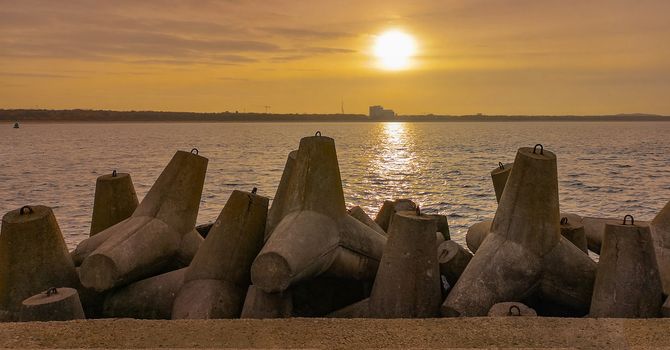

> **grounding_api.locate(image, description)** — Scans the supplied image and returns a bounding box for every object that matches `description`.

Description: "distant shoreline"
[2,109,669,123]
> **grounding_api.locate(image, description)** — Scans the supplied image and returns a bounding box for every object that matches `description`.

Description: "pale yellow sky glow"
[1,0,670,115]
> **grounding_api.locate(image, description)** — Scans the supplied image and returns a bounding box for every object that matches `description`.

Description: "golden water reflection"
[371,122,419,191]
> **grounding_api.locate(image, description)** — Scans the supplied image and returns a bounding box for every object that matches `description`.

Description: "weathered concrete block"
[581,217,649,255]
[368,212,441,318]
[487,302,537,317]
[19,287,85,322]
[89,171,138,236]
[490,162,513,203]
[590,217,663,318]
[438,240,473,287]
[0,206,78,321]
[349,206,386,236]
[560,216,588,253]
[78,150,207,291]
[651,200,670,296]
[374,199,417,232]
[465,220,492,254]
[251,134,386,293]
[103,268,186,319]
[240,285,292,319]
[442,145,596,317]
[265,150,297,241]
[172,190,268,319]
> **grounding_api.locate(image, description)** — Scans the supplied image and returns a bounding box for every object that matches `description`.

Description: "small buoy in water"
[13,122,19,129]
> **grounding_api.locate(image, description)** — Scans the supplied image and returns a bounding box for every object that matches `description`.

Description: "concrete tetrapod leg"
[490,162,513,203]
[78,149,207,291]
[651,200,670,295]
[240,285,293,319]
[349,206,386,236]
[251,133,386,293]
[368,212,442,318]
[487,302,537,317]
[265,150,297,241]
[103,268,186,319]
[442,145,597,317]
[438,240,473,287]
[89,171,138,236]
[374,199,417,232]
[426,214,450,240]
[0,206,79,321]
[465,220,492,254]
[172,190,268,319]
[560,216,588,253]
[19,287,85,321]
[581,217,649,255]
[590,217,663,318]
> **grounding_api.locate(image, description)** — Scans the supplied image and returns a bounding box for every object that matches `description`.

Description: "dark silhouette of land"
[1,109,669,122]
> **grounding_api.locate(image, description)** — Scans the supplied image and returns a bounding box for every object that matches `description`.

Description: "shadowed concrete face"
[374,199,417,232]
[172,190,268,319]
[465,220,492,254]
[590,221,663,318]
[78,150,208,291]
[240,285,293,319]
[651,200,670,295]
[251,135,386,293]
[491,162,513,203]
[265,150,297,241]
[103,268,186,319]
[560,216,588,253]
[90,172,138,236]
[0,206,78,321]
[348,206,386,236]
[442,146,596,317]
[438,240,473,287]
[369,212,442,318]
[19,287,85,322]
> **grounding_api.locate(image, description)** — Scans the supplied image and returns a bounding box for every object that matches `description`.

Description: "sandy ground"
[0,317,668,349]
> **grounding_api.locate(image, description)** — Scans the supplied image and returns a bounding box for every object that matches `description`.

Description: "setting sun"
[373,30,417,70]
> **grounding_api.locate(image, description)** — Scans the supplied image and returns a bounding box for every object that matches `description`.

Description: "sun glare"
[373,30,417,70]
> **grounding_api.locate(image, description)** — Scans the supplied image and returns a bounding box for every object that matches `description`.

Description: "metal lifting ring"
[19,206,33,215]
[415,205,421,216]
[499,162,505,169]
[46,287,58,296]
[560,217,568,225]
[315,131,322,136]
[533,144,544,155]
[191,148,199,155]
[112,170,117,177]
[508,305,521,316]
[251,187,258,194]
[623,214,635,225]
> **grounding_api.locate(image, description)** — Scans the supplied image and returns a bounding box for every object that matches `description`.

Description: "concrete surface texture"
[89,171,138,236]
[0,318,667,349]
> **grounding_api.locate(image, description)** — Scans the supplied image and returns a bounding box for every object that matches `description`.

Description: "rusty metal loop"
[498,162,504,169]
[508,305,521,316]
[251,187,257,194]
[190,148,199,155]
[623,214,635,225]
[560,217,568,225]
[19,206,33,215]
[112,170,117,177]
[533,144,544,155]
[315,131,322,137]
[46,287,58,296]
[415,205,421,216]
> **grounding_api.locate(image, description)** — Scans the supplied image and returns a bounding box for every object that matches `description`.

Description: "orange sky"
[1,0,670,115]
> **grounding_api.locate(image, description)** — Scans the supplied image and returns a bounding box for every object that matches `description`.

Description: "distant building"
[369,105,396,119]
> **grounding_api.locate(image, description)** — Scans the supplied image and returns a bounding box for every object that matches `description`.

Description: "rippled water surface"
[1,121,669,249]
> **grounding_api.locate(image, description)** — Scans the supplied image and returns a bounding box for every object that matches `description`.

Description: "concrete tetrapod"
[89,171,138,236]
[590,216,663,318]
[651,200,670,295]
[240,285,293,319]
[19,287,85,321]
[348,206,386,236]
[442,145,597,317]
[0,206,79,321]
[265,150,297,241]
[438,240,473,287]
[581,216,649,255]
[374,199,417,232]
[172,190,268,319]
[560,216,588,253]
[465,220,492,254]
[251,133,386,293]
[78,149,208,291]
[103,268,186,319]
[491,162,513,203]
[368,212,442,318]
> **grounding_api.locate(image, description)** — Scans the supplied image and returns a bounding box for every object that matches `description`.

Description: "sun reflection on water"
[372,122,419,192]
